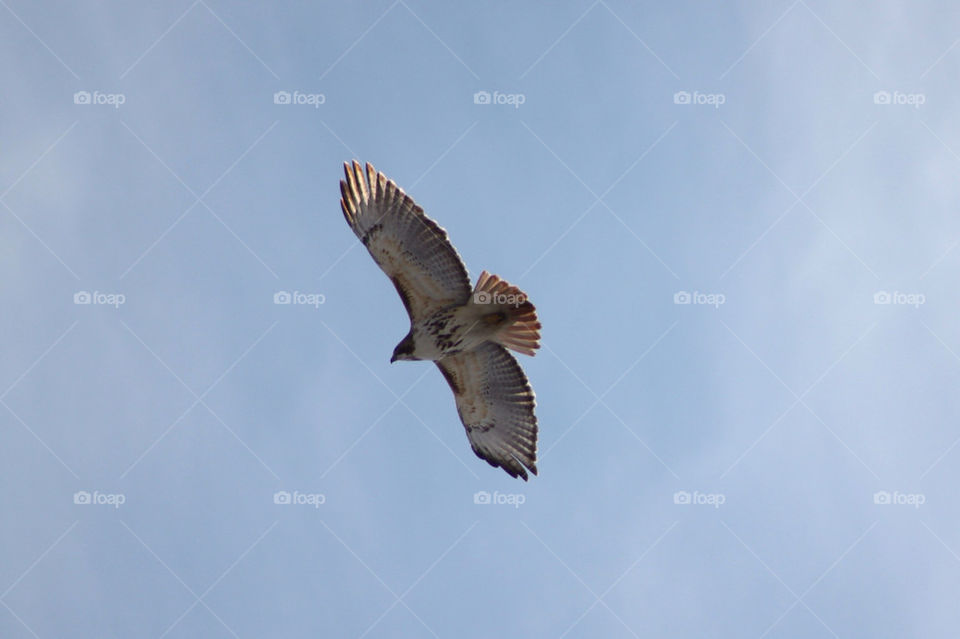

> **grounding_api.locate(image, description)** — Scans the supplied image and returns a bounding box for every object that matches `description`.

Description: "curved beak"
[390,353,397,364]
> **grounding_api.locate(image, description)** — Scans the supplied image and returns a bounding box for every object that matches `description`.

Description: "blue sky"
[2,1,960,637]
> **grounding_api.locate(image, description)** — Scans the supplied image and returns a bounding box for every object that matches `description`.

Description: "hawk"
[339,161,541,480]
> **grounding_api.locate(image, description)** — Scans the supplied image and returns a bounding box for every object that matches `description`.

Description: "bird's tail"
[472,271,540,356]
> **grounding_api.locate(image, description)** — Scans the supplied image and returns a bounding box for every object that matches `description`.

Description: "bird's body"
[406,304,487,361]
[397,290,533,361]
[339,161,541,479]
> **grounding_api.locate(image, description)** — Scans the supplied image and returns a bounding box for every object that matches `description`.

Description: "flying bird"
[339,161,541,480]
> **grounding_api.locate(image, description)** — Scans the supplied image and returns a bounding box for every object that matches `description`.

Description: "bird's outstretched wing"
[340,161,471,322]
[436,342,538,480]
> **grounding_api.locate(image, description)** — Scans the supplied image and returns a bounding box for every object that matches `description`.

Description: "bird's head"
[391,333,417,363]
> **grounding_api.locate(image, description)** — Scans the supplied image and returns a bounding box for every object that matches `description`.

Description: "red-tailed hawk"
[339,161,541,480]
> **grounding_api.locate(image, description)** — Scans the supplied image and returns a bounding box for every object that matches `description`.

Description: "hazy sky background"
[2,1,960,637]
